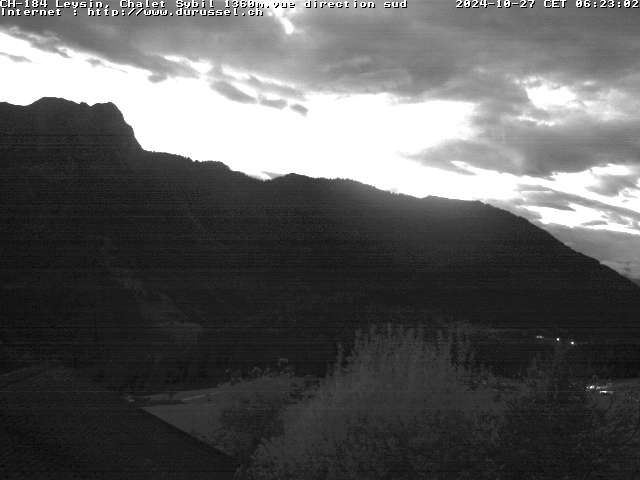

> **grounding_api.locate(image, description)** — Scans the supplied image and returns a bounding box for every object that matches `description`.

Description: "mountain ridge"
[1,97,639,385]
[0,97,141,152]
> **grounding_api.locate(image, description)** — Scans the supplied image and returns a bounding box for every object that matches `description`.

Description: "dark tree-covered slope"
[1,98,639,382]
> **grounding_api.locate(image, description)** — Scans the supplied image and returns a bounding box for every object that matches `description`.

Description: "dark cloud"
[246,75,304,101]
[3,3,638,99]
[517,184,554,193]
[410,140,510,176]
[522,192,576,212]
[418,111,640,177]
[1,22,198,81]
[86,57,127,74]
[259,97,287,110]
[515,187,640,227]
[148,72,168,83]
[582,220,608,227]
[7,27,70,58]
[0,51,30,63]
[210,81,257,104]
[207,65,298,110]
[492,116,640,177]
[588,170,640,196]
[86,58,103,67]
[290,103,308,116]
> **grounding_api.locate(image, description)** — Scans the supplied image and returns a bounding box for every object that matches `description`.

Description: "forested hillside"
[2,98,639,386]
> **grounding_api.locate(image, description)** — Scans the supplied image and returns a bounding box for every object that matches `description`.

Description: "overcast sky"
[1,2,640,279]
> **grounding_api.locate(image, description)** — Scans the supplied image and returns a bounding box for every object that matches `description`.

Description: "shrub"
[230,326,640,479]
[243,324,503,480]
[211,368,308,463]
[495,346,640,479]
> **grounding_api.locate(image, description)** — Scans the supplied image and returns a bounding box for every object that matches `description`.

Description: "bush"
[495,347,640,479]
[227,326,640,479]
[243,324,503,480]
[211,367,308,463]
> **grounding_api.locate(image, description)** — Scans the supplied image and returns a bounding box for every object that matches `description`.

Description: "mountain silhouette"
[1,98,639,385]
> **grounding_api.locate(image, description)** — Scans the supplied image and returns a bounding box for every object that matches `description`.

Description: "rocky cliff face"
[1,98,639,383]
[0,97,141,154]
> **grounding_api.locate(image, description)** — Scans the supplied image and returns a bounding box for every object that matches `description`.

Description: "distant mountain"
[1,98,639,385]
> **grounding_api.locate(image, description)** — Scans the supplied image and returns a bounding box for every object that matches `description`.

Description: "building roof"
[0,365,236,479]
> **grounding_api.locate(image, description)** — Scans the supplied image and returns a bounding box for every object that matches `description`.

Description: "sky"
[1,1,640,279]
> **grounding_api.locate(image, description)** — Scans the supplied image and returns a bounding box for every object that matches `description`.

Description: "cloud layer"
[3,4,640,172]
